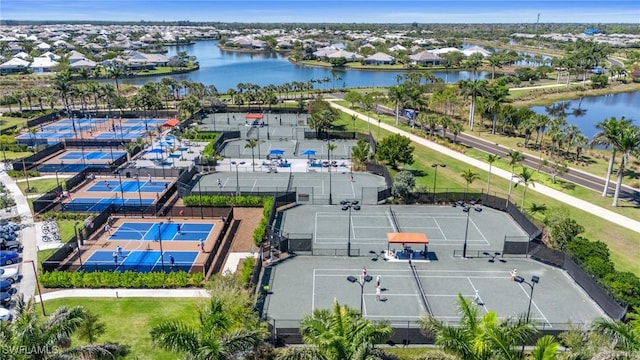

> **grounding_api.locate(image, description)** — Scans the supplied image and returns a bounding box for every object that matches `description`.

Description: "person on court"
[170,255,176,268]
[376,274,381,287]
[376,285,381,301]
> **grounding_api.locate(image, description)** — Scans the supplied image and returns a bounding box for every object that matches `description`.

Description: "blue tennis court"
[109,222,214,241]
[59,151,127,161]
[38,163,89,173]
[96,132,145,140]
[62,198,154,212]
[87,180,169,193]
[83,250,199,273]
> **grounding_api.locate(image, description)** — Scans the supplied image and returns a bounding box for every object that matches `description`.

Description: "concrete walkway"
[0,165,38,299]
[329,102,640,234]
[37,288,210,302]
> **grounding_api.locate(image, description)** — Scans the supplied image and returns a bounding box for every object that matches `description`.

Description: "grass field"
[334,108,640,274]
[0,116,27,130]
[44,298,203,360]
[16,178,60,195]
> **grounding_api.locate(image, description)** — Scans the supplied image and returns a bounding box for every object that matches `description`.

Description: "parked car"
[0,239,22,251]
[0,267,19,283]
[0,251,19,265]
[0,280,11,292]
[0,307,10,321]
[0,292,11,306]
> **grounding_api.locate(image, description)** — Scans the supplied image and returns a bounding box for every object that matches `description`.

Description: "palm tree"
[506,150,524,207]
[0,296,127,360]
[514,167,536,211]
[107,66,124,97]
[420,293,536,360]
[591,317,640,354]
[277,301,393,360]
[458,79,487,131]
[530,335,561,360]
[245,139,258,172]
[150,298,264,360]
[449,122,463,143]
[610,125,640,207]
[460,169,480,197]
[590,116,633,197]
[485,154,500,194]
[387,85,405,125]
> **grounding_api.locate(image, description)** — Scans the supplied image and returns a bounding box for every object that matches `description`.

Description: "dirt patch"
[229,207,262,252]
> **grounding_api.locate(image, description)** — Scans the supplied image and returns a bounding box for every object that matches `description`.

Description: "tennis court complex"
[109,222,214,241]
[83,250,199,273]
[88,180,169,193]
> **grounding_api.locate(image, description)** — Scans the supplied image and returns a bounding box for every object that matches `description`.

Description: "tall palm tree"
[514,167,536,211]
[420,293,536,360]
[277,301,392,360]
[150,298,263,360]
[245,139,258,172]
[506,150,524,207]
[590,116,633,197]
[485,154,500,194]
[387,85,405,125]
[591,317,640,354]
[610,125,640,207]
[0,296,127,360]
[530,335,561,360]
[460,168,480,196]
[107,66,124,97]
[458,79,487,131]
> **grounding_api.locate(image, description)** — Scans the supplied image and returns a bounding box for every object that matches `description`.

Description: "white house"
[0,57,30,74]
[409,51,443,65]
[36,42,52,50]
[29,56,59,73]
[364,52,395,65]
[461,45,492,57]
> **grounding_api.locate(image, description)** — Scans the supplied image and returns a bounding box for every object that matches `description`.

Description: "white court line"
[312,268,316,312]
[351,225,393,229]
[314,212,319,244]
[350,213,355,239]
[516,283,551,326]
[432,218,448,240]
[469,217,491,246]
[251,179,258,192]
[315,268,509,274]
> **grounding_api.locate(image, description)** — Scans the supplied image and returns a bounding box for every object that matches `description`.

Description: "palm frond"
[149,321,200,354]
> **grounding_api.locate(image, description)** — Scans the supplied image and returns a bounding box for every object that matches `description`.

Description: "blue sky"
[1,1,639,23]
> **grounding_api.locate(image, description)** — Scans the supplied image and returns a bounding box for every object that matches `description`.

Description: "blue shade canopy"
[301,149,316,155]
[159,141,173,147]
[148,148,164,154]
[269,149,285,155]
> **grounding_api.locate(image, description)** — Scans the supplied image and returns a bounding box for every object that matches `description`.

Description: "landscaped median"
[39,270,204,288]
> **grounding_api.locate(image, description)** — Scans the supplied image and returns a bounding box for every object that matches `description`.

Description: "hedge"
[183,195,265,207]
[238,256,256,287]
[40,270,205,289]
[252,197,274,246]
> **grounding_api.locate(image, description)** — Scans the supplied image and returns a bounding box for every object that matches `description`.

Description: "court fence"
[528,242,627,320]
[26,111,60,128]
[202,207,234,278]
[264,318,573,346]
[32,184,64,214]
[12,142,65,171]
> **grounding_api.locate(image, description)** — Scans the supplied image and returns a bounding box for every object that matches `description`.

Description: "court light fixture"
[341,200,360,257]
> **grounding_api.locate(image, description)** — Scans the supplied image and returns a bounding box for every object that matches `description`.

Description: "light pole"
[231,161,245,196]
[341,200,360,257]
[24,260,46,315]
[54,169,60,190]
[347,274,372,315]
[135,174,144,218]
[158,222,166,273]
[462,205,471,258]
[514,275,540,353]
[116,170,126,216]
[431,163,445,203]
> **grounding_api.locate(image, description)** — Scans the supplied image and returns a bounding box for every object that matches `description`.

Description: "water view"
[117,40,488,90]
[531,91,640,139]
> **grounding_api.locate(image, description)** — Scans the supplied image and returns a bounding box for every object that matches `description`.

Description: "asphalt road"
[329,92,639,206]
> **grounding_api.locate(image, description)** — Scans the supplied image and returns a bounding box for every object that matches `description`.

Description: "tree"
[393,170,415,199]
[277,301,393,360]
[0,296,128,360]
[514,167,536,212]
[505,150,524,207]
[376,134,414,169]
[420,293,536,360]
[460,169,480,194]
[591,317,640,354]
[308,97,340,138]
[150,297,264,359]
[387,85,405,125]
[590,116,633,197]
[107,66,124,97]
[544,210,584,251]
[530,335,561,360]
[245,139,258,172]
[350,138,370,169]
[77,310,106,344]
[485,154,500,194]
[458,79,487,131]
[344,90,362,108]
[610,125,640,207]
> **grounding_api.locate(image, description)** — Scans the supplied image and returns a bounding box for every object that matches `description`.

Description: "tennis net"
[410,263,433,315]
[390,206,400,232]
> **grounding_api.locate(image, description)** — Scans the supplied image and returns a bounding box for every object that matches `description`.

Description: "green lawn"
[44,298,203,360]
[17,178,61,195]
[335,108,640,274]
[0,116,27,130]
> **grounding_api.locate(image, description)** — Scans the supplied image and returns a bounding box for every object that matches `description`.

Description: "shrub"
[183,194,265,207]
[252,197,274,246]
[238,256,256,287]
[8,169,40,178]
[39,270,205,288]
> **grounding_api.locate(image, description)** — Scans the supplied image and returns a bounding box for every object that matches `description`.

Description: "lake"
[117,40,488,90]
[531,91,640,140]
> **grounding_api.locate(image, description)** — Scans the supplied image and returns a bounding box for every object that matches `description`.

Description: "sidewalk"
[36,288,210,302]
[329,102,640,234]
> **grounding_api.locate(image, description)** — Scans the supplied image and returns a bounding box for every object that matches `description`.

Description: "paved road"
[330,92,639,205]
[329,101,640,234]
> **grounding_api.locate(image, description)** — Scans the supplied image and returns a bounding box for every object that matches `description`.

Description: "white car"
[0,267,19,284]
[0,307,10,321]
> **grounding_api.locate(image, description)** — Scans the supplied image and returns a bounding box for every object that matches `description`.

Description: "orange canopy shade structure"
[163,118,179,127]
[245,114,264,119]
[387,232,429,244]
